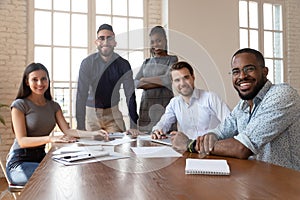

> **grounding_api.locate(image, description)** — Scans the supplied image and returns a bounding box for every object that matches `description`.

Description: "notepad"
[185,158,230,175]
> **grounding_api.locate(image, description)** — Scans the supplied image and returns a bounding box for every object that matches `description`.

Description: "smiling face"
[150,33,167,57]
[231,52,268,100]
[171,67,195,97]
[27,69,49,96]
[95,29,116,58]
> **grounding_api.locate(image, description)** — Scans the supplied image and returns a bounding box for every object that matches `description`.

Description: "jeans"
[6,147,45,186]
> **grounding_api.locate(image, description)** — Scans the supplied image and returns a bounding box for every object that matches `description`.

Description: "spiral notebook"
[185,158,230,175]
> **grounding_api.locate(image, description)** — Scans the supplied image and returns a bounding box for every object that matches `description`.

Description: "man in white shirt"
[152,61,230,140]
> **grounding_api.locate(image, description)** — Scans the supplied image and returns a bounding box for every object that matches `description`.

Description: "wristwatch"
[187,139,197,153]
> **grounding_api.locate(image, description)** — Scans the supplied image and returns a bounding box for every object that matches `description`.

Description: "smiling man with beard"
[76,24,138,134]
[172,48,300,171]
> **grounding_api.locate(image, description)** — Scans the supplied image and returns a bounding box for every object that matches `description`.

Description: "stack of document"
[52,142,129,166]
[53,151,109,163]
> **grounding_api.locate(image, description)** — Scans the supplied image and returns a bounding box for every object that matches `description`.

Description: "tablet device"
[151,137,172,146]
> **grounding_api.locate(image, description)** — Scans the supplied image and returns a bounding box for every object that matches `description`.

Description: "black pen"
[64,154,91,159]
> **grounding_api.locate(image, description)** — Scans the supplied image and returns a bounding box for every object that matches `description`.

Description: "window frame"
[238,0,286,84]
[28,0,146,128]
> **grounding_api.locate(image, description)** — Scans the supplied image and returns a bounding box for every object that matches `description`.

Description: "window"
[239,0,284,83]
[30,0,145,128]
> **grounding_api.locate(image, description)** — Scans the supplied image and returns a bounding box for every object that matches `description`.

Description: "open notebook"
[185,158,230,175]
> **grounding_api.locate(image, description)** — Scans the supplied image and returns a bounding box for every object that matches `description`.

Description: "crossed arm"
[136,76,164,89]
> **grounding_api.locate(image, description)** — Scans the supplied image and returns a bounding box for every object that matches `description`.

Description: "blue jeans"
[6,147,45,186]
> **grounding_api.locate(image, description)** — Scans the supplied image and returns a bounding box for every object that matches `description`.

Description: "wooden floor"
[0,177,14,200]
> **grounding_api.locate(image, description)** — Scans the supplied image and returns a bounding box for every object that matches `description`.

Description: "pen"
[64,154,91,159]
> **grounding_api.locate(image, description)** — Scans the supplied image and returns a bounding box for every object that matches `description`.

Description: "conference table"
[18,137,300,200]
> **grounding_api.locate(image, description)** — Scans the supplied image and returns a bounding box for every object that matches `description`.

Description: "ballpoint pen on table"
[63,154,91,159]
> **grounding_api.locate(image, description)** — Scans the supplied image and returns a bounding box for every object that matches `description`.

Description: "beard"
[235,78,267,100]
[236,86,260,100]
[98,45,114,57]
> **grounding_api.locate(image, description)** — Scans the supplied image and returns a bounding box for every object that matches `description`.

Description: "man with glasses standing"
[76,24,138,134]
[172,48,300,171]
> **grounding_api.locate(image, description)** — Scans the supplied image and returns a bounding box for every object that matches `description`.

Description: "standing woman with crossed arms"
[135,26,178,133]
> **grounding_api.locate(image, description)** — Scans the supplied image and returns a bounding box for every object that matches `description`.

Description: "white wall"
[166,0,300,108]
[167,0,244,108]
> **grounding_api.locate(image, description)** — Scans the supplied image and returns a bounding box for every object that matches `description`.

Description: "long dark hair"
[16,62,52,100]
[149,26,168,57]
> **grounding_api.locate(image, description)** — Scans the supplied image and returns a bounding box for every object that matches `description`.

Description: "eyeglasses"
[97,36,115,42]
[230,65,256,77]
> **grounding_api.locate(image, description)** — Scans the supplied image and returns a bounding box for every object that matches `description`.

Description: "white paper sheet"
[76,137,136,146]
[137,135,152,141]
[108,132,126,139]
[131,146,182,158]
[76,139,106,146]
[52,145,128,166]
[52,151,129,166]
[52,146,104,155]
[104,138,136,145]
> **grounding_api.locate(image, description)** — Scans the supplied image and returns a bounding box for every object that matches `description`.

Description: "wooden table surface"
[18,139,300,200]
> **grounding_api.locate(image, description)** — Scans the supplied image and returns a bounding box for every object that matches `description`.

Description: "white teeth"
[240,83,250,86]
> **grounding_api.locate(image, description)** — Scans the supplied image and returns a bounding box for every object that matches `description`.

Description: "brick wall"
[286,0,300,92]
[147,0,162,27]
[0,0,27,177]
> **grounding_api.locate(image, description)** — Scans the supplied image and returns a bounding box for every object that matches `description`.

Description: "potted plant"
[0,103,9,126]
